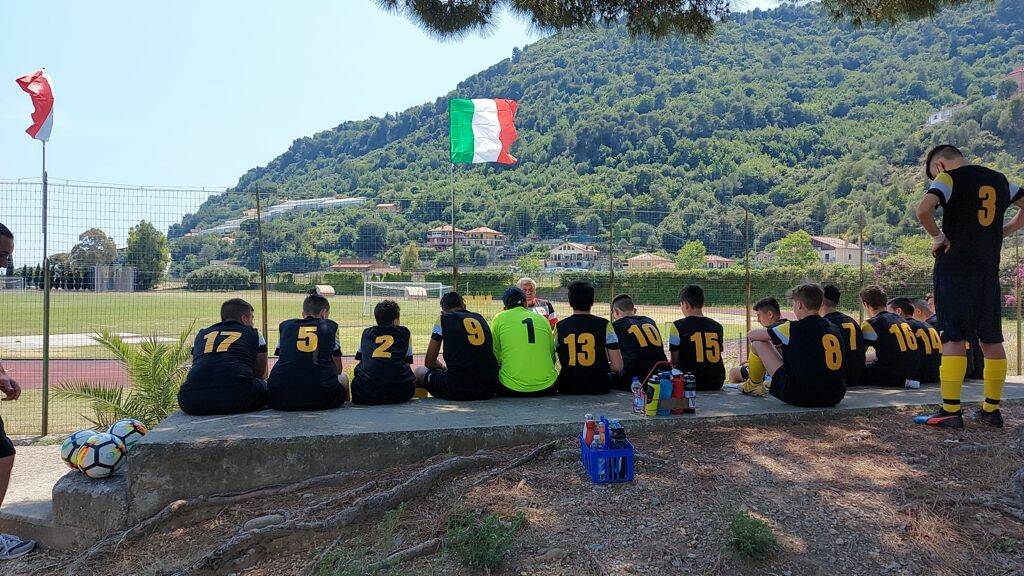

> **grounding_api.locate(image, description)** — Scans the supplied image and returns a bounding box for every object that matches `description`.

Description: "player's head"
[925,144,965,179]
[787,283,823,317]
[374,299,401,326]
[911,298,933,321]
[887,296,914,318]
[859,284,888,313]
[0,222,13,271]
[303,291,331,319]
[502,287,527,310]
[221,298,255,326]
[753,297,781,327]
[821,284,841,312]
[679,285,704,314]
[567,281,595,312]
[516,277,537,303]
[440,291,466,313]
[611,294,635,319]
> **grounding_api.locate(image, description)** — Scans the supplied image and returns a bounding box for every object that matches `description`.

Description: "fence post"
[743,208,751,360]
[41,147,50,437]
[858,228,865,324]
[608,200,615,320]
[450,164,459,293]
[1017,234,1021,375]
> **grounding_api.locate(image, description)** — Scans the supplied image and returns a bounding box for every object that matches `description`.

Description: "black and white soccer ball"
[76,432,127,479]
[60,429,98,470]
[107,418,148,449]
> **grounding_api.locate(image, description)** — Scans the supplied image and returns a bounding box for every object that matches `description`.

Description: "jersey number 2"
[373,335,395,358]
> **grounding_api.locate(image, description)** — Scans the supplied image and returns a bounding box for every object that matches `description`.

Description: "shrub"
[426,271,516,297]
[728,510,777,560]
[445,511,525,570]
[185,265,253,291]
[322,272,364,295]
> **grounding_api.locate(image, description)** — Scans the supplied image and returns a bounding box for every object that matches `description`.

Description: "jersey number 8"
[822,334,842,371]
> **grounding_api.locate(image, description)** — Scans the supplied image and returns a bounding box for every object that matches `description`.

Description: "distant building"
[464,226,506,248]
[546,242,600,269]
[376,203,399,213]
[426,225,465,249]
[926,103,966,126]
[1008,66,1024,96]
[704,254,735,269]
[626,252,674,271]
[811,236,863,264]
[330,258,379,273]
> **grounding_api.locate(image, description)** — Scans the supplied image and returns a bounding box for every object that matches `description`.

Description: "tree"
[125,220,170,290]
[675,240,707,270]
[399,242,421,272]
[69,228,117,270]
[998,78,1019,100]
[770,231,818,268]
[356,219,388,256]
[517,254,542,276]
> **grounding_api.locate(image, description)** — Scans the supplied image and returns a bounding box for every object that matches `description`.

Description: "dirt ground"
[11,404,1024,576]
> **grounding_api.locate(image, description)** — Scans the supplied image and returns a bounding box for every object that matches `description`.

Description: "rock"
[651,497,662,507]
[672,558,683,568]
[586,543,603,552]
[835,538,845,545]
[1011,467,1024,505]
[534,548,568,564]
[242,513,285,532]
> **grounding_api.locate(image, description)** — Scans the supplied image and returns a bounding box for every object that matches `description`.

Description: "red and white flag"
[16,69,54,142]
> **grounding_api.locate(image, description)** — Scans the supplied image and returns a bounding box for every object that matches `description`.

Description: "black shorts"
[0,416,15,459]
[425,369,497,401]
[769,367,845,408]
[178,378,268,416]
[860,363,906,387]
[350,376,414,406]
[935,273,1003,344]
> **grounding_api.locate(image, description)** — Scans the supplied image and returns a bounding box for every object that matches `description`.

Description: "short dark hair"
[303,293,330,317]
[753,297,780,315]
[440,291,465,312]
[220,298,254,322]
[859,285,888,309]
[788,283,824,310]
[925,144,964,179]
[680,285,705,308]
[374,299,400,326]
[822,284,841,307]
[568,281,595,312]
[911,298,932,314]
[0,223,12,240]
[611,294,635,313]
[888,297,914,316]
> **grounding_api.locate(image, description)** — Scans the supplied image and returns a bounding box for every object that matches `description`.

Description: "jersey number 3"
[979,185,996,227]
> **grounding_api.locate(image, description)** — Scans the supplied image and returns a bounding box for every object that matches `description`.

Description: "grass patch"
[728,510,777,560]
[444,510,526,570]
[310,504,431,576]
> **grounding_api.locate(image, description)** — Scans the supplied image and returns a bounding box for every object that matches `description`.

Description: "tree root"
[965,497,1024,522]
[371,537,443,570]
[468,440,559,487]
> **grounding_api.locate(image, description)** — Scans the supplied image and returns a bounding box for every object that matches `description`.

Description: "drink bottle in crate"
[643,375,660,417]
[683,372,697,414]
[670,370,684,415]
[657,371,672,416]
[630,377,644,414]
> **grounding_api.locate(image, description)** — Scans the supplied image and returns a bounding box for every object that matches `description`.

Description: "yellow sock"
[982,358,1006,413]
[747,348,765,383]
[939,355,967,414]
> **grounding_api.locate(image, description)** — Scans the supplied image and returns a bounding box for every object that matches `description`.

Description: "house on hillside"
[704,254,735,269]
[1008,65,1024,96]
[626,252,674,271]
[464,226,506,248]
[426,225,465,249]
[546,242,600,269]
[926,103,966,126]
[811,236,869,264]
[330,258,379,273]
[376,203,399,213]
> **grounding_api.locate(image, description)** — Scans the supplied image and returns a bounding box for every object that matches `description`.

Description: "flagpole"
[254,184,269,342]
[451,163,459,293]
[41,140,50,436]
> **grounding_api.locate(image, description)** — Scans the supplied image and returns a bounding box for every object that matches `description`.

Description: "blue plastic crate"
[579,418,635,484]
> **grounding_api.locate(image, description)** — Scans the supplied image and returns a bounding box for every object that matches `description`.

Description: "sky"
[0,0,776,263]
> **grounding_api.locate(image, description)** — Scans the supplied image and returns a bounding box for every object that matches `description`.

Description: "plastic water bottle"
[657,371,672,416]
[644,376,661,417]
[905,379,921,389]
[670,371,685,415]
[630,377,644,414]
[583,413,596,445]
[683,372,697,414]
[594,427,607,481]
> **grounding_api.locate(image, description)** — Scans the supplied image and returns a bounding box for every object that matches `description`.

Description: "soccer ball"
[76,433,127,479]
[107,418,148,449]
[60,429,98,470]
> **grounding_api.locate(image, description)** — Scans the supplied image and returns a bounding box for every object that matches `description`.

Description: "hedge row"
[425,271,516,298]
[186,265,254,291]
[274,272,414,295]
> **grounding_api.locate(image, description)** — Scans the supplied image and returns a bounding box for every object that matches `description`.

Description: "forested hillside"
[169,0,1024,274]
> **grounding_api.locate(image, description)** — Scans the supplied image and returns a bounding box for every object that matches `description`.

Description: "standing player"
[669,285,725,391]
[820,285,865,388]
[916,145,1024,427]
[889,297,941,384]
[0,222,35,560]
[859,286,920,387]
[267,293,348,411]
[490,287,558,396]
[611,294,667,390]
[351,300,416,405]
[555,281,623,394]
[517,277,558,328]
[416,292,499,401]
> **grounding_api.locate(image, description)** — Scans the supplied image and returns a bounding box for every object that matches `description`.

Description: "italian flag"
[449,98,519,165]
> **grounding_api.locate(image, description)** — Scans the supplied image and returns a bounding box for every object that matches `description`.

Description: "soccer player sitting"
[889,297,941,384]
[517,277,558,328]
[267,293,348,411]
[669,285,725,391]
[729,296,782,389]
[858,285,920,387]
[611,294,668,390]
[351,300,416,405]
[820,285,865,388]
[179,298,269,416]
[744,284,846,408]
[491,287,558,396]
[414,292,499,401]
[913,296,938,328]
[555,281,623,394]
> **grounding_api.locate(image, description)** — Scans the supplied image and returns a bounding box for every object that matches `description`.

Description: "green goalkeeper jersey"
[490,306,557,393]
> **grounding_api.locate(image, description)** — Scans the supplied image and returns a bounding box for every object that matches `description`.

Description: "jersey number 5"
[202,331,242,353]
[296,326,319,353]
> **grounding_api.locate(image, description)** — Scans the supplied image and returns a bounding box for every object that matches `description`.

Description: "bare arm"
[254,352,268,380]
[916,194,949,255]
[424,337,445,370]
[609,348,624,373]
[0,363,21,401]
[1003,197,1024,237]
[747,328,771,343]
[332,355,344,374]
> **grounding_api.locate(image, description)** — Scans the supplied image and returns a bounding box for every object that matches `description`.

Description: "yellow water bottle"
[644,378,660,417]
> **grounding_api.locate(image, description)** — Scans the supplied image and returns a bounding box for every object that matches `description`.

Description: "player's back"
[824,311,865,387]
[555,313,617,394]
[612,315,667,386]
[668,316,725,391]
[770,316,846,406]
[491,306,557,393]
[352,324,415,404]
[268,317,343,410]
[863,311,920,379]
[437,309,499,386]
[185,320,263,391]
[907,317,941,383]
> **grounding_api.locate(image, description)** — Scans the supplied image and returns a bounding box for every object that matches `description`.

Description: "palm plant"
[56,324,194,429]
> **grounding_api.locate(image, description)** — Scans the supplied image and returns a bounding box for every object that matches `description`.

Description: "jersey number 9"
[463,317,486,346]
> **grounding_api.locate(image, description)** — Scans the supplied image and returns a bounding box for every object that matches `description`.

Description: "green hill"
[169,0,1024,275]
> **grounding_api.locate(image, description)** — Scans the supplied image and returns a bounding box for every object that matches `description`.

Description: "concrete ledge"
[52,469,129,533]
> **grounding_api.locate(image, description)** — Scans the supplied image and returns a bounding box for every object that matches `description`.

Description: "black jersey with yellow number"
[432,310,499,389]
[268,317,343,410]
[928,166,1023,276]
[668,316,725,391]
[907,317,941,383]
[556,314,619,394]
[352,324,415,404]
[185,320,266,392]
[823,311,865,387]
[862,311,920,379]
[768,316,845,391]
[612,315,667,385]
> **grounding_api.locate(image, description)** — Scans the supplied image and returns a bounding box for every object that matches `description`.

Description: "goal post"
[362,281,452,314]
[0,277,25,291]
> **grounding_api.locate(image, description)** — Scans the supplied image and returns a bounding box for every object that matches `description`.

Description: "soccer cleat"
[0,534,35,560]
[913,410,964,428]
[973,408,1004,429]
[740,379,766,397]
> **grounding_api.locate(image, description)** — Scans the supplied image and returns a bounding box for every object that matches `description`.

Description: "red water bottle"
[670,371,684,415]
[683,372,697,414]
[584,414,596,445]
